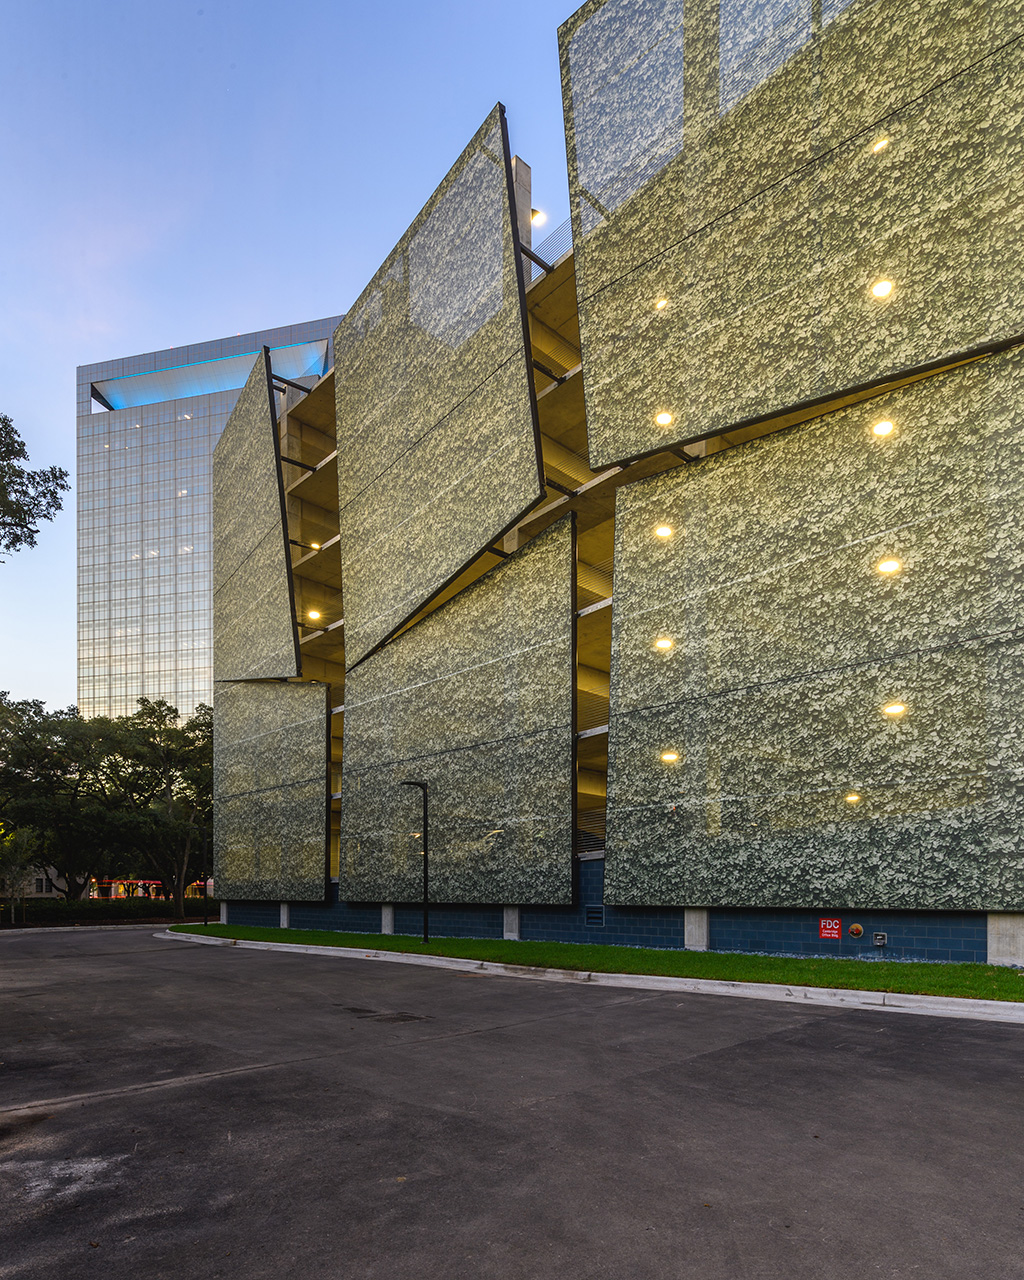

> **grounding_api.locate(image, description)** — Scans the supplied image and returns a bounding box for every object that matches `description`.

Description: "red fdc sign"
[819,917,842,940]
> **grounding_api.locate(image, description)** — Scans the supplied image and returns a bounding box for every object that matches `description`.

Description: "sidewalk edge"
[154,930,1024,1025]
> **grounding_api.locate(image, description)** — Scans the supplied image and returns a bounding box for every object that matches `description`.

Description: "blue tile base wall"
[225,862,990,964]
[522,859,690,947]
[395,904,503,939]
[226,884,381,933]
[225,901,280,928]
[710,908,988,964]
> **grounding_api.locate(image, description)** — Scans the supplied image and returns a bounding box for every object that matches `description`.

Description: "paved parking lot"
[2,928,1023,1280]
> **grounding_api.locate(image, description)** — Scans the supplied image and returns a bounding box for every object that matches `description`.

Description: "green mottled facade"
[212,0,1024,964]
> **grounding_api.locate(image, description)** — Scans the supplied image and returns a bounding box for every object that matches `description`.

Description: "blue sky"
[0,0,574,710]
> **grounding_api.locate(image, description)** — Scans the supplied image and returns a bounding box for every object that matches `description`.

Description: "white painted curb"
[155,930,1024,1026]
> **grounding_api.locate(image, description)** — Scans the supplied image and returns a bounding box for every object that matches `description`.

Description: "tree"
[0,413,70,560]
[0,694,120,898]
[100,699,213,919]
[0,826,39,925]
[0,694,213,918]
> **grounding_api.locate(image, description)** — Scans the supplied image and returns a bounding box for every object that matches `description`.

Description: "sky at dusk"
[0,0,574,710]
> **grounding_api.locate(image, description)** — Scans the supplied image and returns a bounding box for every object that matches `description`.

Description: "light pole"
[400,780,429,943]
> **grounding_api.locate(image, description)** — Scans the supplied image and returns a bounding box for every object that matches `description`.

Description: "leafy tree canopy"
[0,693,212,916]
[0,412,70,560]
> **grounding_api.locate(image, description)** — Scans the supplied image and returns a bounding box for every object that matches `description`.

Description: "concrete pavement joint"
[156,930,1024,1026]
[0,1054,340,1120]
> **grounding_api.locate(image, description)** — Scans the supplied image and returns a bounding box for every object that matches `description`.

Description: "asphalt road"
[1,929,1022,1280]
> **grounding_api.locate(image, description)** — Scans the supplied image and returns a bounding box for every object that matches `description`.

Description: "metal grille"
[529,217,573,280]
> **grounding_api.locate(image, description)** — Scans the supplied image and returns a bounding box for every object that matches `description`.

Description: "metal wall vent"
[585,904,605,927]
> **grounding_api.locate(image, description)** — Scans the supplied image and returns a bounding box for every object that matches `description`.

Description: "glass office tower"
[77,318,342,720]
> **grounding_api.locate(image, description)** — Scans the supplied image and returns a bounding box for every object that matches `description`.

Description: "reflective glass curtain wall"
[77,319,341,720]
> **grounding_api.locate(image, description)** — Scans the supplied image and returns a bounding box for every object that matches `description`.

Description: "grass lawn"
[168,923,1024,1002]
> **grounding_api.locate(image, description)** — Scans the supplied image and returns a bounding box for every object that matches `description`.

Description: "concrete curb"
[156,930,1024,1026]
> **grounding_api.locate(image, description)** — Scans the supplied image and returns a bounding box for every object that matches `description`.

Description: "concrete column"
[219,902,228,925]
[280,902,290,930]
[511,155,532,250]
[381,904,395,935]
[685,908,709,951]
[987,913,1024,966]
[503,906,521,940]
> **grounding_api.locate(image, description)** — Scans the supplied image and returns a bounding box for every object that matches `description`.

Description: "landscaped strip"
[168,924,1024,1002]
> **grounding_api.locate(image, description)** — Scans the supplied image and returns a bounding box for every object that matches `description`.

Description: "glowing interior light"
[530,208,547,226]
[308,610,322,621]
[655,299,668,310]
[881,702,907,717]
[872,138,889,153]
[654,525,673,538]
[310,542,321,550]
[872,420,895,436]
[661,751,679,763]
[654,637,673,650]
[871,279,894,298]
[655,412,673,426]
[845,792,861,805]
[877,558,902,574]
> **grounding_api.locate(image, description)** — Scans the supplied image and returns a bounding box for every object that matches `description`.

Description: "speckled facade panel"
[605,350,1024,910]
[212,354,298,680]
[333,105,543,666]
[339,519,574,905]
[560,0,1024,468]
[340,358,541,665]
[213,681,328,902]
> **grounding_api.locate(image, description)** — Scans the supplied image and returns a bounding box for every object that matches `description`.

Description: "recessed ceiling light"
[654,637,673,650]
[655,412,673,426]
[872,420,895,436]
[308,610,322,621]
[845,792,861,804]
[654,525,673,538]
[655,299,668,310]
[310,542,320,550]
[877,558,901,574]
[872,138,889,153]
[881,702,906,717]
[871,280,894,298]
[661,751,679,763]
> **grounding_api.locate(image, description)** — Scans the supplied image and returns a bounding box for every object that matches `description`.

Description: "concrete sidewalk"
[159,928,1024,1026]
